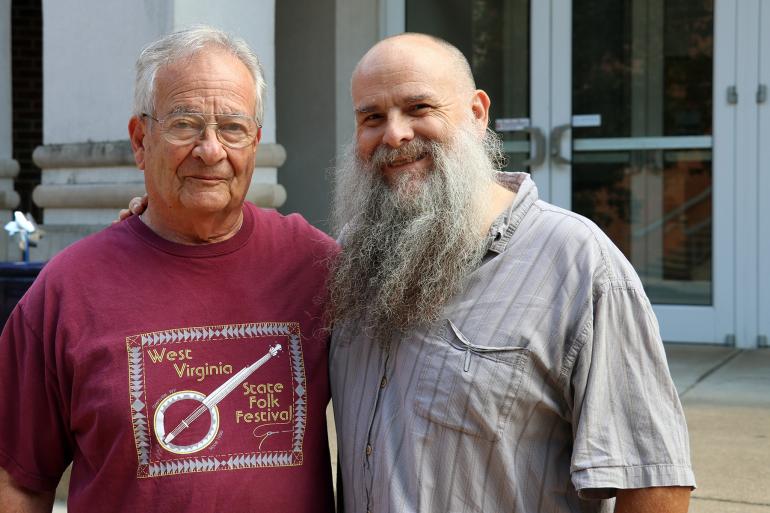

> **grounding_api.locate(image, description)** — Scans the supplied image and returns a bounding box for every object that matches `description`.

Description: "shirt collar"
[486,172,539,254]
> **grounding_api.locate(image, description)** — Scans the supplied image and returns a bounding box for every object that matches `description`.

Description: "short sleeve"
[569,284,696,499]
[0,301,72,492]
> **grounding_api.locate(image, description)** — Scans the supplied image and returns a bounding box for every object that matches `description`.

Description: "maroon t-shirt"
[0,203,337,512]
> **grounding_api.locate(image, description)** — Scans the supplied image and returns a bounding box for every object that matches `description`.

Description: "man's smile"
[388,153,426,167]
[382,153,431,176]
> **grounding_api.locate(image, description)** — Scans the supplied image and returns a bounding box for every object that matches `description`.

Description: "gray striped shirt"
[330,172,695,513]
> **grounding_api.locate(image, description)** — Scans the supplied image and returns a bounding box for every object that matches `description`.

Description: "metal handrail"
[632,186,712,239]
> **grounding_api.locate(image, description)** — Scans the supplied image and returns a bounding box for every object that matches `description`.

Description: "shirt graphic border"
[126,322,307,478]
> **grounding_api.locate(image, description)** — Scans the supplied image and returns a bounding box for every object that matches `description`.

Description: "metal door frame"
[383,0,768,346]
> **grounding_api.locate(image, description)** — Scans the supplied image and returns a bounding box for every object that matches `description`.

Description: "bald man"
[327,33,695,513]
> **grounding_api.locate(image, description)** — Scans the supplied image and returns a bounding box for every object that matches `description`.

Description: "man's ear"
[128,115,147,170]
[254,126,262,153]
[471,89,491,136]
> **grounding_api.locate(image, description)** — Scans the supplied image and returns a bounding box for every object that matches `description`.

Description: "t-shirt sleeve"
[568,283,696,499]
[0,301,72,492]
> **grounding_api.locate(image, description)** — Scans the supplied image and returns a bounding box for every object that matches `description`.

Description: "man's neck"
[140,206,244,245]
[479,180,516,236]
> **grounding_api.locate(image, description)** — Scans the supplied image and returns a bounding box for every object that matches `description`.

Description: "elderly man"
[327,33,695,513]
[0,27,336,512]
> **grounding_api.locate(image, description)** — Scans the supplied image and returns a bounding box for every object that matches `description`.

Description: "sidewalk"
[53,343,769,512]
[666,344,770,512]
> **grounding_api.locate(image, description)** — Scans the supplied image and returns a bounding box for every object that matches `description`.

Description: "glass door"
[399,0,766,346]
[551,0,735,344]
[405,0,536,171]
[570,0,714,309]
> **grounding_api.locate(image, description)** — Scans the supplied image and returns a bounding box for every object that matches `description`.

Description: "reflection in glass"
[572,0,713,138]
[571,0,714,305]
[407,0,530,171]
[573,151,712,305]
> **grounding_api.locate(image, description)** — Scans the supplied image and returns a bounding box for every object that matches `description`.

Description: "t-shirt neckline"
[125,203,255,258]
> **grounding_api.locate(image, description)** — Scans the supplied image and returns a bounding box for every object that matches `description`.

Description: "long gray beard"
[328,127,504,342]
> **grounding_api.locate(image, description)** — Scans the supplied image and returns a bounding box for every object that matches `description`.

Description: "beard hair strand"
[328,126,504,343]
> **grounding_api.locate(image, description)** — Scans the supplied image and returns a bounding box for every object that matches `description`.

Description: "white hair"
[133,25,267,124]
[327,125,503,340]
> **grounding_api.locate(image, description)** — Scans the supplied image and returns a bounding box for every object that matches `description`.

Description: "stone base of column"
[0,158,22,260]
[14,224,102,262]
[27,140,287,260]
[0,156,20,211]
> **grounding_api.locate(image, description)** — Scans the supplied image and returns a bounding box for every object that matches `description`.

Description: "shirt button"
[379,376,388,388]
[366,444,372,456]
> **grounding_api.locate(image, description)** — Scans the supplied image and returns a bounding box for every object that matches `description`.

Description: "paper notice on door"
[495,117,530,132]
[571,114,602,127]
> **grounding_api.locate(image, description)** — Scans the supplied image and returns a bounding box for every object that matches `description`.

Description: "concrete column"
[0,0,20,213]
[32,141,286,225]
[0,0,19,259]
[33,0,283,259]
[335,0,379,151]
[275,0,335,231]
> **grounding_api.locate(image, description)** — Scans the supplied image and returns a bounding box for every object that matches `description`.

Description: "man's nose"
[192,126,227,164]
[381,114,414,148]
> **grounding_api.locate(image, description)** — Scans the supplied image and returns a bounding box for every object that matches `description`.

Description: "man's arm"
[0,467,55,513]
[614,486,691,513]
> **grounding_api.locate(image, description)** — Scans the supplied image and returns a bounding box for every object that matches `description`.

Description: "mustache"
[328,127,500,341]
[368,138,435,170]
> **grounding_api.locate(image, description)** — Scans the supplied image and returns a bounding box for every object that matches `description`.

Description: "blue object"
[0,261,45,327]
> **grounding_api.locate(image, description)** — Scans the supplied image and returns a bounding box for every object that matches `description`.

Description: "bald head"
[353,33,476,95]
[350,32,491,176]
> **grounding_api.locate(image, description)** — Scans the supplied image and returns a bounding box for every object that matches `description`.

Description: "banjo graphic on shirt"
[153,344,282,454]
[129,322,307,478]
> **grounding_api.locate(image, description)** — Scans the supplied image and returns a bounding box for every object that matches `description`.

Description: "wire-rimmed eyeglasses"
[142,112,260,149]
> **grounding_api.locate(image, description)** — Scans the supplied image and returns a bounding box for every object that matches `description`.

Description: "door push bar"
[519,126,546,168]
[550,124,572,166]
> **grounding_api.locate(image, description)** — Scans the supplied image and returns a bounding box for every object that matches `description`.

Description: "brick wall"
[11,0,43,220]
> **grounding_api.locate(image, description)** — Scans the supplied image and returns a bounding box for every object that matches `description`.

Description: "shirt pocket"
[413,320,529,442]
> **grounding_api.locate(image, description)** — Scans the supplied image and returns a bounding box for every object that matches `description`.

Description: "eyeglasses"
[142,112,260,149]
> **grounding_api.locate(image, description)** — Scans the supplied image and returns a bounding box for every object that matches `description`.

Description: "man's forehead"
[360,34,447,65]
[352,39,468,105]
[353,86,439,111]
[355,41,443,81]
[155,47,252,88]
[153,49,256,115]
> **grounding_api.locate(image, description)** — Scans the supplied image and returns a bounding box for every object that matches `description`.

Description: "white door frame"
[733,0,762,348]
[757,0,770,348]
[385,0,767,346]
[544,0,737,344]
[379,0,404,36]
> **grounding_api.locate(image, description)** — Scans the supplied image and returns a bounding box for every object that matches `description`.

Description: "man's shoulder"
[56,220,132,255]
[526,200,642,289]
[35,222,135,282]
[526,199,610,250]
[248,203,338,253]
[14,223,136,317]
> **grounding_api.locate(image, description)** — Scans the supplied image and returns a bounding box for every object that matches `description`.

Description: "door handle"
[758,84,768,104]
[519,126,546,168]
[550,124,572,166]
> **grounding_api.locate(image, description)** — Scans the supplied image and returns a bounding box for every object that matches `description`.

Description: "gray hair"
[133,25,267,124]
